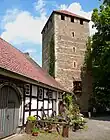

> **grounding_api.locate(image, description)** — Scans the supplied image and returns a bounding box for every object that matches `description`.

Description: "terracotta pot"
[48,125,52,130]
[25,121,35,134]
[32,132,38,136]
[62,125,69,138]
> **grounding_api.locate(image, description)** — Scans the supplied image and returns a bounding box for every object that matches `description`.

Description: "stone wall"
[54,13,90,91]
[42,11,92,112]
[42,15,54,72]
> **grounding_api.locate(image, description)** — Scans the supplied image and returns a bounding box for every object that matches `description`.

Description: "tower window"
[73,61,77,68]
[72,32,75,37]
[61,15,65,20]
[80,19,83,25]
[73,47,76,52]
[71,17,74,22]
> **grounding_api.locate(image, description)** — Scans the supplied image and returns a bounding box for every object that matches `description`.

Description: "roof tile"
[0,37,66,92]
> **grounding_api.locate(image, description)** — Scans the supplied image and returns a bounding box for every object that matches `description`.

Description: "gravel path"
[5,116,110,140]
[69,116,110,140]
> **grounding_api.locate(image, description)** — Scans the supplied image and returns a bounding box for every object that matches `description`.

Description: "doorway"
[0,85,20,138]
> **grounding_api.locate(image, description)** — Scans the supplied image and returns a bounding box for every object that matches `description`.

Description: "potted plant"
[25,116,37,134]
[32,127,39,136]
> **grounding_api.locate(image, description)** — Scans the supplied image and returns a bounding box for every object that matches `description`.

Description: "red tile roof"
[54,10,90,21]
[0,37,67,92]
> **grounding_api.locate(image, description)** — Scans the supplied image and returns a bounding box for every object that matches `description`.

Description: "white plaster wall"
[24,112,29,124]
[38,101,43,109]
[31,99,37,109]
[44,100,48,109]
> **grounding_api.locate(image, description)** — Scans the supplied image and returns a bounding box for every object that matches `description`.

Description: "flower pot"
[25,121,35,134]
[62,125,69,137]
[32,132,38,136]
[74,123,80,131]
[48,124,52,130]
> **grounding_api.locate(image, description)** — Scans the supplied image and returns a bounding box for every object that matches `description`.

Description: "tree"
[85,0,110,111]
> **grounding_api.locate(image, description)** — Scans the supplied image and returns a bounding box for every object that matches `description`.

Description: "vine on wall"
[49,35,55,77]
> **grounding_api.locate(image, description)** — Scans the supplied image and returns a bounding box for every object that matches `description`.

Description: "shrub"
[27,116,36,122]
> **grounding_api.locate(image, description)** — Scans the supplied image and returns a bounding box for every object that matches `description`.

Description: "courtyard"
[5,116,110,140]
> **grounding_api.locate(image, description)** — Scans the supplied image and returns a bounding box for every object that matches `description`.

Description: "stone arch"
[0,82,23,102]
[0,82,23,138]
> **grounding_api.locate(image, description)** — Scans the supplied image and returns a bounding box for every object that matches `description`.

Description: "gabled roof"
[54,10,90,21]
[0,37,67,92]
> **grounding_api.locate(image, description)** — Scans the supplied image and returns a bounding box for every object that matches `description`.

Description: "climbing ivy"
[49,35,55,77]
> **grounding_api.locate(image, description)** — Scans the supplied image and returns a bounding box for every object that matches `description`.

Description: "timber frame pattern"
[0,74,62,125]
[24,84,60,124]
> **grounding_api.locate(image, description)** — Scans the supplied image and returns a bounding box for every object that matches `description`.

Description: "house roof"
[0,37,67,92]
[54,10,90,21]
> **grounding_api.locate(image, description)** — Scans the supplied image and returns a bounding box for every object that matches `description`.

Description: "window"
[73,61,77,68]
[73,81,82,94]
[38,88,43,100]
[58,92,62,99]
[61,15,65,20]
[24,84,30,95]
[71,17,74,22]
[48,90,53,99]
[73,47,76,53]
[72,32,75,37]
[80,19,83,25]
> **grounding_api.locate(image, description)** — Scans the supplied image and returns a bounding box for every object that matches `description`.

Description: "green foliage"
[63,94,86,128]
[32,127,39,133]
[49,35,55,77]
[84,37,92,69]
[27,116,36,122]
[85,1,110,110]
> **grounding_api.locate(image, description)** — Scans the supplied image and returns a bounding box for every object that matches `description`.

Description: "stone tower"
[42,10,91,112]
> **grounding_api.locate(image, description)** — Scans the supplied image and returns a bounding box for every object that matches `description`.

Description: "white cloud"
[59,2,96,36]
[24,48,37,53]
[0,0,47,45]
[60,4,68,10]
[0,1,96,47]
[35,0,46,18]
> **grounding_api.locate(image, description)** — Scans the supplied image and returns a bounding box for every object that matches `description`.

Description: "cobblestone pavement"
[5,116,110,140]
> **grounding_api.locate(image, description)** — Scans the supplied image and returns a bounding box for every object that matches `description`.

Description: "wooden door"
[6,102,15,136]
[0,86,20,138]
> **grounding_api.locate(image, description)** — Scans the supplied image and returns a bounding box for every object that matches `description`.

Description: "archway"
[0,84,21,138]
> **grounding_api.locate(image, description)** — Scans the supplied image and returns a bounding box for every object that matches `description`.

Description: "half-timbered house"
[0,37,68,138]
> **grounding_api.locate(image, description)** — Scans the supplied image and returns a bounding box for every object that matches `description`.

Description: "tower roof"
[54,10,90,21]
[41,10,90,34]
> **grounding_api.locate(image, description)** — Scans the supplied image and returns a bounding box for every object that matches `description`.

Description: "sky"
[0,0,101,66]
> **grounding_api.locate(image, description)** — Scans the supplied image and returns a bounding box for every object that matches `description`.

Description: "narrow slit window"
[71,17,74,22]
[72,32,75,37]
[80,19,83,25]
[61,15,65,20]
[73,61,77,68]
[73,47,76,52]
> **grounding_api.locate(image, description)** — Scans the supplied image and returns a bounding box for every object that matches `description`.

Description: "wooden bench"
[36,120,69,137]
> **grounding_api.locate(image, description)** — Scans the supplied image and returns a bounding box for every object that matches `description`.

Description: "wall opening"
[61,15,65,20]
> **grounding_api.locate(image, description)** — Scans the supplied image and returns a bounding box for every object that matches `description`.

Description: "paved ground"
[5,116,110,140]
